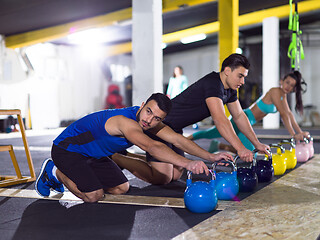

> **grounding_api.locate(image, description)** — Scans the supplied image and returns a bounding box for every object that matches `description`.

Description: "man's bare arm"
[154,124,233,162]
[106,115,209,174]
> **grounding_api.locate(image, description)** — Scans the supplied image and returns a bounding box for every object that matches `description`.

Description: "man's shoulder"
[113,114,135,122]
[201,70,220,80]
[199,71,221,84]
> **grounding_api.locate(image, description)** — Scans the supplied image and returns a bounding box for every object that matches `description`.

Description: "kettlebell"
[295,138,310,162]
[270,144,287,175]
[184,170,218,213]
[255,150,274,182]
[279,140,297,170]
[213,160,239,200]
[306,135,314,158]
[235,151,258,192]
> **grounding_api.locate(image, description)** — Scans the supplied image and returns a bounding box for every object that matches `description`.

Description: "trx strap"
[287,0,304,70]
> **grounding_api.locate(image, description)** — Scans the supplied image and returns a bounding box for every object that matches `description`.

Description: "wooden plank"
[0,109,21,115]
[0,188,185,208]
[0,187,234,210]
[0,177,34,187]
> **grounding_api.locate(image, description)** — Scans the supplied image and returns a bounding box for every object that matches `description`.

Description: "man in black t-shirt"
[112,54,270,185]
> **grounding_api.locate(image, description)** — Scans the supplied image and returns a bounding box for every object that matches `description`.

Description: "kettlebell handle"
[187,169,216,181]
[291,137,309,144]
[234,149,258,167]
[306,135,313,142]
[251,149,272,162]
[212,159,237,172]
[269,143,285,154]
[279,139,295,149]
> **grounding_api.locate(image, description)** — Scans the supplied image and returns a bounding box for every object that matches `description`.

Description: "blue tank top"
[256,97,277,114]
[53,106,139,158]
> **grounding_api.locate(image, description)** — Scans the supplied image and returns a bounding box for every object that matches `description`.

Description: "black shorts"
[51,144,128,193]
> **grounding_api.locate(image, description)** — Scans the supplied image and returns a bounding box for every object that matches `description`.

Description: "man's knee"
[172,167,184,181]
[148,162,177,185]
[107,182,129,195]
[151,166,184,184]
[149,173,172,185]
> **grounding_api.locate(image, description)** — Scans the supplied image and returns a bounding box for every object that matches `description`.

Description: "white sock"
[59,200,84,209]
[52,166,59,181]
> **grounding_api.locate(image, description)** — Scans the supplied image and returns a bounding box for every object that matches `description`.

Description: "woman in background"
[166,66,188,99]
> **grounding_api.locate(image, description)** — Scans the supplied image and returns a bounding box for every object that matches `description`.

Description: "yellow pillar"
[218,0,239,64]
[218,0,239,116]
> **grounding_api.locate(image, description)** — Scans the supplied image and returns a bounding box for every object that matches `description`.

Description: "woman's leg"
[208,139,237,153]
[189,125,222,140]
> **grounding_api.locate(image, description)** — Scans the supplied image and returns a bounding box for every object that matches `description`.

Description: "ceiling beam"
[162,0,216,13]
[163,0,320,43]
[111,0,320,56]
[5,7,132,49]
[5,0,320,54]
[5,0,215,49]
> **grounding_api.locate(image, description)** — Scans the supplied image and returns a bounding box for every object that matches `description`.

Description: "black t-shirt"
[164,71,237,132]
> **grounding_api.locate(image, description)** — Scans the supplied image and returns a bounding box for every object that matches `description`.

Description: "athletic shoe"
[35,158,64,197]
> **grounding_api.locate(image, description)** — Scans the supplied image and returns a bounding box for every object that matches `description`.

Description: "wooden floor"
[174,155,320,240]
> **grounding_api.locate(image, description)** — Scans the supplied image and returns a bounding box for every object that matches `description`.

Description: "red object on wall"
[105,84,126,109]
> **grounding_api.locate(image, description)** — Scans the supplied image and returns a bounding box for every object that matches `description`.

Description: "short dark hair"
[145,93,172,114]
[220,53,250,72]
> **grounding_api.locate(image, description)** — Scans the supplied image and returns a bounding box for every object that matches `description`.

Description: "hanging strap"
[287,0,304,70]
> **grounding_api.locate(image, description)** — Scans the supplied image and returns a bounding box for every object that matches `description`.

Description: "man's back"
[164,71,237,132]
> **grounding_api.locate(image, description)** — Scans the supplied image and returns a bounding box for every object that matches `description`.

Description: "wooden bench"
[0,109,36,187]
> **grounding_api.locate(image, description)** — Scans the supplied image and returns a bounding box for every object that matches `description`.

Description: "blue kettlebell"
[213,160,239,200]
[255,149,274,182]
[235,151,258,192]
[184,170,218,213]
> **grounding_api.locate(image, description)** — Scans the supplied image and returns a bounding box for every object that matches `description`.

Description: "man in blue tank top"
[35,93,232,203]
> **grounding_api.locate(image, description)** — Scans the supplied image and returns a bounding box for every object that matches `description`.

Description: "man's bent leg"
[56,169,104,203]
[52,146,128,202]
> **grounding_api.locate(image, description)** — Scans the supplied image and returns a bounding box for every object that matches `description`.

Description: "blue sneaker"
[35,158,64,197]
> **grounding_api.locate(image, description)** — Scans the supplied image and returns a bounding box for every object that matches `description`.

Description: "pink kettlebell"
[306,136,314,158]
[295,138,310,162]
